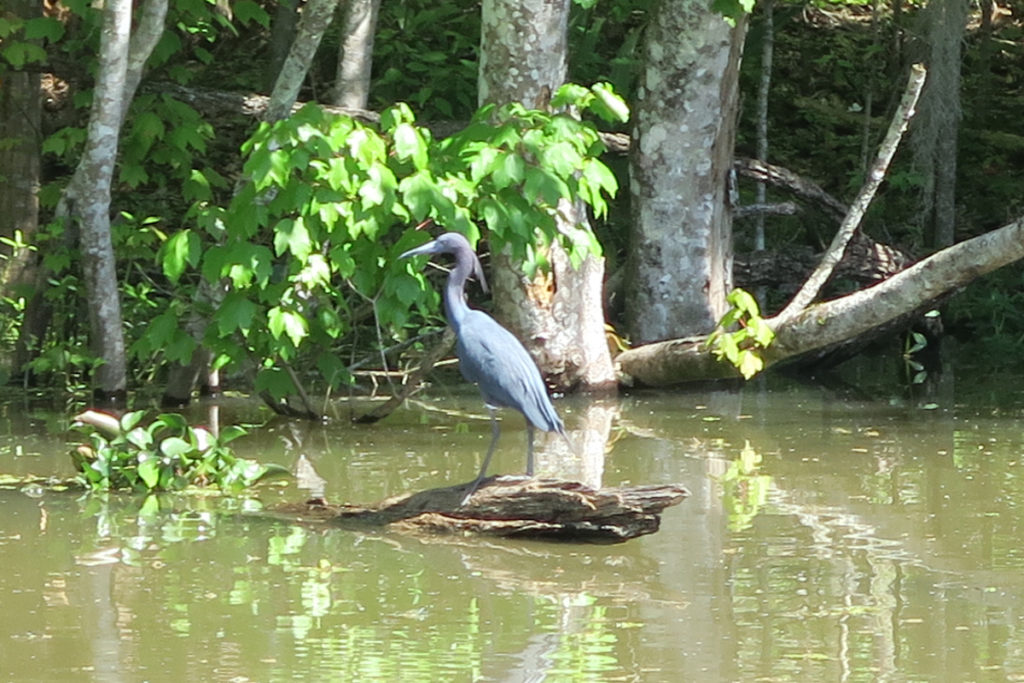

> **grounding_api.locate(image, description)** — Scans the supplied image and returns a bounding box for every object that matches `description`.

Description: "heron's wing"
[455,311,564,434]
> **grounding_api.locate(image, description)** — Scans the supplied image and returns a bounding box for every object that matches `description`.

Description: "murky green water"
[2,364,1024,681]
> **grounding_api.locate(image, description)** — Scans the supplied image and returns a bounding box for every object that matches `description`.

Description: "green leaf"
[551,83,591,109]
[492,152,526,189]
[125,426,153,450]
[273,217,312,260]
[218,425,247,445]
[268,307,308,347]
[23,17,65,42]
[523,167,569,205]
[160,437,193,458]
[255,367,296,401]
[399,171,440,220]
[590,82,630,123]
[727,288,760,315]
[216,293,257,335]
[737,350,764,380]
[119,410,147,433]
[233,0,270,27]
[2,41,47,68]
[161,230,200,282]
[393,122,428,169]
[138,458,161,489]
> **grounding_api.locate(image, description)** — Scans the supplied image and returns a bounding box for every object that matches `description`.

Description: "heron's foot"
[459,476,486,506]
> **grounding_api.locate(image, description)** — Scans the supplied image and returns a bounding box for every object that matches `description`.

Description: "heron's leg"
[462,406,500,504]
[525,422,535,477]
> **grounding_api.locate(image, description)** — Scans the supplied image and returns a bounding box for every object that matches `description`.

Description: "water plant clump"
[70,410,287,493]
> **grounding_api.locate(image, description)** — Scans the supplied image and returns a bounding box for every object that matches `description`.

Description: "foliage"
[706,289,776,379]
[369,0,479,120]
[152,83,626,402]
[0,13,63,71]
[568,0,651,100]
[70,410,284,492]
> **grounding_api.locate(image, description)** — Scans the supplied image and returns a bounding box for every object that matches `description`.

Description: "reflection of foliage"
[901,329,929,385]
[707,289,776,379]
[70,410,285,492]
[717,441,772,532]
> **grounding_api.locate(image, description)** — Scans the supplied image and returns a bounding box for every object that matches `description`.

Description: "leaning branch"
[773,63,927,325]
[768,215,1024,361]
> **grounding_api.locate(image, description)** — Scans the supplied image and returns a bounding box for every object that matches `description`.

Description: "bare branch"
[773,63,927,324]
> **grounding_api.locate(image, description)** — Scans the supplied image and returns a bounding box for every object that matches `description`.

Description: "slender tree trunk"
[264,0,341,121]
[754,0,773,254]
[331,0,381,108]
[0,0,41,284]
[478,0,616,393]
[913,0,966,248]
[60,0,133,400]
[625,0,746,344]
[266,0,300,92]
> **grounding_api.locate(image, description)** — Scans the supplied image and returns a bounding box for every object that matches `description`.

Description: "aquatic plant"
[71,410,286,493]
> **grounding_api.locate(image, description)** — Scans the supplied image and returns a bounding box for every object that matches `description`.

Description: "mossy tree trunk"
[625,0,747,344]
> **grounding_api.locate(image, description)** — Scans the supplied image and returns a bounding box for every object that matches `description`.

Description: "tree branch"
[616,214,1024,386]
[773,63,927,324]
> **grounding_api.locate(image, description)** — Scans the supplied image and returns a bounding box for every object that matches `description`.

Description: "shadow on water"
[2,355,1024,680]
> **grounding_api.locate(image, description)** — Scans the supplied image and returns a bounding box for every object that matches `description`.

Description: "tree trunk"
[60,0,134,400]
[754,0,773,254]
[478,0,616,393]
[50,0,168,401]
[264,0,340,122]
[331,0,381,108]
[265,0,300,92]
[0,0,43,377]
[626,0,746,344]
[913,0,966,248]
[617,215,1024,386]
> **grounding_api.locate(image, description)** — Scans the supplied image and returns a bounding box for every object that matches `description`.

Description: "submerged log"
[275,476,689,543]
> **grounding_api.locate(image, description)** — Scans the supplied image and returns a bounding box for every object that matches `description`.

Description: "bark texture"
[478,0,616,392]
[913,0,967,248]
[264,0,340,122]
[331,0,381,108]
[626,0,746,344]
[61,0,133,398]
[278,475,689,543]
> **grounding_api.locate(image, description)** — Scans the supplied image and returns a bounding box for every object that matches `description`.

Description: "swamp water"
[1,362,1023,681]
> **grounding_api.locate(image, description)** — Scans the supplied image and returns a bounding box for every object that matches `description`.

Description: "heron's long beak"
[399,240,439,260]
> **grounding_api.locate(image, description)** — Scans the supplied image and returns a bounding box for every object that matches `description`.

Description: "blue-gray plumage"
[400,232,565,500]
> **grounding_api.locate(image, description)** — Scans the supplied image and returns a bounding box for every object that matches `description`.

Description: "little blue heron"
[400,232,566,500]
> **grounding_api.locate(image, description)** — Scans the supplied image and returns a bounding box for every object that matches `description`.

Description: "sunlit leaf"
[138,458,161,489]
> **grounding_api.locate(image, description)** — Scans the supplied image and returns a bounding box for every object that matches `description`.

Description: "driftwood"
[274,476,689,543]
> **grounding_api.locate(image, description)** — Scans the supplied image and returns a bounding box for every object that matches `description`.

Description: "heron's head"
[399,232,488,292]
[399,232,472,259]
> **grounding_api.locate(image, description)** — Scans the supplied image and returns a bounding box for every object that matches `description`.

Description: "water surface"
[1,366,1023,681]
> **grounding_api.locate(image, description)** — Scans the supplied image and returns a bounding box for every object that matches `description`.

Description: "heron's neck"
[443,250,475,331]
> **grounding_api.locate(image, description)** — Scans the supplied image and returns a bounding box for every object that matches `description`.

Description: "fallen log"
[274,476,689,543]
